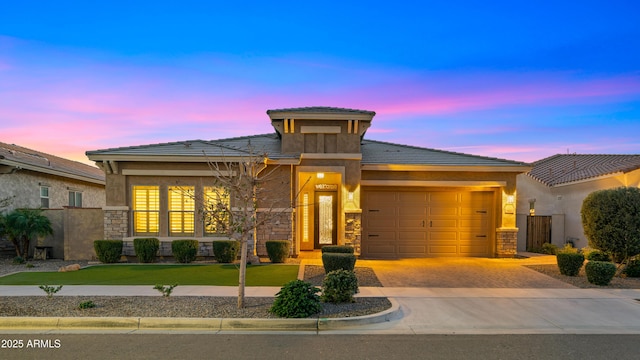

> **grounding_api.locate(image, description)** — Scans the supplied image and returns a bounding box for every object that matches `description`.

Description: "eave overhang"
[362,164,532,173]
[0,158,105,185]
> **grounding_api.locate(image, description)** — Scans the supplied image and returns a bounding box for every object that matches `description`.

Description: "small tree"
[581,187,640,265]
[3,208,53,258]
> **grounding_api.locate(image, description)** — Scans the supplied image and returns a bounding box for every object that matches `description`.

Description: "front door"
[314,191,337,249]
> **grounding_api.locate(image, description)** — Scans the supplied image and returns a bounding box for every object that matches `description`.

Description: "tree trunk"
[237,237,248,309]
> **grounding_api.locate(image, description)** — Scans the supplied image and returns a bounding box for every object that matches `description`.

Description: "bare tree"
[202,147,299,308]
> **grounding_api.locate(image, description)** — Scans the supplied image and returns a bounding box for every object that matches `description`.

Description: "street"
[1,334,639,360]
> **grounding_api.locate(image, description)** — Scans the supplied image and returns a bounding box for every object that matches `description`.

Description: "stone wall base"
[496,227,518,258]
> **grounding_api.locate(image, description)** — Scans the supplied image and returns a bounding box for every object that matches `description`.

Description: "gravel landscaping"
[526,264,640,289]
[0,258,391,318]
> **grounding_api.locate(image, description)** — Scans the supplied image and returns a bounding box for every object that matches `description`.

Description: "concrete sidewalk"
[1,285,640,334]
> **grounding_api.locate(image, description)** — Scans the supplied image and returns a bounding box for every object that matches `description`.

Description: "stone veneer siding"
[344,211,362,255]
[104,208,128,240]
[496,227,518,258]
[255,210,294,257]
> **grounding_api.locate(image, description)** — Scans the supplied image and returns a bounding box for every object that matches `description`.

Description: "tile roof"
[361,139,529,167]
[527,154,640,186]
[266,106,376,116]
[0,141,105,184]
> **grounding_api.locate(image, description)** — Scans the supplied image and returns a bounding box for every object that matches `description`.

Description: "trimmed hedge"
[270,280,322,318]
[585,261,616,285]
[213,240,240,263]
[322,253,356,273]
[586,250,612,262]
[322,269,359,303]
[93,240,123,263]
[134,238,160,263]
[266,240,290,263]
[171,239,199,263]
[623,259,640,277]
[556,252,584,276]
[321,245,355,254]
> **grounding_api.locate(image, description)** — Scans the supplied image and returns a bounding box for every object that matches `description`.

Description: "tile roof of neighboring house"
[527,154,640,186]
[0,142,105,185]
[87,134,529,168]
[361,139,529,167]
[266,106,376,116]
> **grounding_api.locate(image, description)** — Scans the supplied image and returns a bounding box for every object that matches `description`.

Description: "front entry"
[314,191,338,249]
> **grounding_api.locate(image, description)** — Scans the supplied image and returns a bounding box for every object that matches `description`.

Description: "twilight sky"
[1,1,639,165]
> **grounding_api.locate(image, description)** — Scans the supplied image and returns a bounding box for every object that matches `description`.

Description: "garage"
[362,189,495,258]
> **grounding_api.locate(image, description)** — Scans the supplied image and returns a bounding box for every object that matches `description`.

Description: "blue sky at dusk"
[1,0,639,165]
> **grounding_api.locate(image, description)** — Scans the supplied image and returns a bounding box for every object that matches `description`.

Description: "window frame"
[132,185,160,236]
[40,186,50,209]
[168,186,196,237]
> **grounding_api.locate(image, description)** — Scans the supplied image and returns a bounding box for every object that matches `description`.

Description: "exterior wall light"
[317,172,324,179]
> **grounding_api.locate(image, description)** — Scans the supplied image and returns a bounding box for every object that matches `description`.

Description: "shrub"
[581,187,640,262]
[541,243,558,255]
[556,251,584,276]
[322,253,356,273]
[265,240,290,263]
[586,250,612,262]
[12,256,25,265]
[93,240,123,263]
[212,240,240,263]
[270,280,322,318]
[585,261,617,285]
[623,259,640,277]
[171,240,198,263]
[154,284,178,297]
[39,285,63,299]
[321,245,355,254]
[133,238,160,263]
[78,300,96,309]
[322,269,359,303]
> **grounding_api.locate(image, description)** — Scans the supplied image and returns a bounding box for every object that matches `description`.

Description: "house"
[86,107,530,259]
[0,142,106,258]
[516,154,640,251]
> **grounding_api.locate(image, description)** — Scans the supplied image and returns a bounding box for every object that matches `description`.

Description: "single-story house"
[86,107,530,259]
[0,141,106,258]
[516,154,640,251]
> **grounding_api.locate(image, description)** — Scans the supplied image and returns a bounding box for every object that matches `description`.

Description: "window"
[133,186,159,235]
[168,186,195,236]
[68,191,83,207]
[40,186,50,208]
[204,186,230,235]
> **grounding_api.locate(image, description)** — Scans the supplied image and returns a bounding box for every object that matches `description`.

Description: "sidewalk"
[2,254,640,334]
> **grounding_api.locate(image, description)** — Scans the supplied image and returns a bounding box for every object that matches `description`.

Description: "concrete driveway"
[356,253,575,288]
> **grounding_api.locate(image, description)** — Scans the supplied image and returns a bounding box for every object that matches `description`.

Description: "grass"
[0,264,299,286]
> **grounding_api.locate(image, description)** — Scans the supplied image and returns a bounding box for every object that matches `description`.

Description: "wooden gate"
[526,216,552,251]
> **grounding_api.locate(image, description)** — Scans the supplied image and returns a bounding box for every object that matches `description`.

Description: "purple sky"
[1,1,639,165]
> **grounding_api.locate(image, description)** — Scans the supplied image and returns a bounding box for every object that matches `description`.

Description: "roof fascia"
[267,111,374,121]
[86,154,250,163]
[0,159,105,185]
[362,164,531,173]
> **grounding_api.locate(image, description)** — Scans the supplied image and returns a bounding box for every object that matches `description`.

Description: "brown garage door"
[362,189,494,258]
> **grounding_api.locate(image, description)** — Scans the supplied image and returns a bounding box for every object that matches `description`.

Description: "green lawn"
[0,264,299,286]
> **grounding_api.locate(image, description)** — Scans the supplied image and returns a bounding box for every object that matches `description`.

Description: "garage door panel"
[363,189,493,258]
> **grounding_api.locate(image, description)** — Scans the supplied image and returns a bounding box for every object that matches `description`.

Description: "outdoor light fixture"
[317,172,325,179]
[506,195,515,204]
[348,192,354,201]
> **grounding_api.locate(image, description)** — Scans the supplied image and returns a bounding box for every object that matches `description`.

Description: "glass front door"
[314,191,337,248]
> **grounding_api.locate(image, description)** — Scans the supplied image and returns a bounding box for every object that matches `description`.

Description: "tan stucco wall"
[516,170,640,250]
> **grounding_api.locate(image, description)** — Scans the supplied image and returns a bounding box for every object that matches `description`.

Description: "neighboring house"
[516,154,640,251]
[0,142,106,258]
[86,107,530,259]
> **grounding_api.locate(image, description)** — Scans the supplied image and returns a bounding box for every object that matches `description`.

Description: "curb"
[0,299,400,332]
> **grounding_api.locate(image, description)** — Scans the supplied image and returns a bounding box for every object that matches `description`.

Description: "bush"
[556,251,584,276]
[265,240,290,263]
[322,253,356,273]
[586,249,612,262]
[212,240,240,263]
[623,259,640,277]
[171,240,198,263]
[585,261,617,285]
[270,280,322,318]
[12,256,25,265]
[133,238,160,263]
[581,187,640,262]
[322,269,359,303]
[78,300,96,309]
[321,245,355,254]
[541,243,558,255]
[93,240,123,263]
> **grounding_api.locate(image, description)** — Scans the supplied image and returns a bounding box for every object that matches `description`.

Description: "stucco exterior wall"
[0,169,105,211]
[516,170,640,250]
